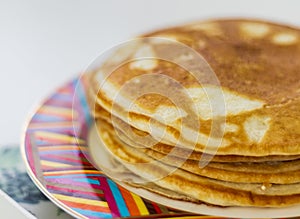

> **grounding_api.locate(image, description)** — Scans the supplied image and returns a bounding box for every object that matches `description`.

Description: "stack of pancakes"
[85,19,300,207]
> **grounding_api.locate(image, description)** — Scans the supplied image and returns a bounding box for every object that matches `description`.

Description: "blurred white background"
[1,0,300,145]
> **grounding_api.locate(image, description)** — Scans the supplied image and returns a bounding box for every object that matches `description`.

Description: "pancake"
[87,19,300,156]
[85,18,300,209]
[91,103,300,163]
[93,118,300,207]
[95,118,300,184]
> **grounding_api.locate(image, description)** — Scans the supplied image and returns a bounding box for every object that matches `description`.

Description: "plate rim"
[20,79,87,219]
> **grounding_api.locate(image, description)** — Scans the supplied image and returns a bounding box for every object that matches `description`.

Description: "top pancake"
[88,19,300,156]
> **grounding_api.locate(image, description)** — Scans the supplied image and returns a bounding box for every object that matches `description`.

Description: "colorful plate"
[21,77,300,219]
[21,77,221,219]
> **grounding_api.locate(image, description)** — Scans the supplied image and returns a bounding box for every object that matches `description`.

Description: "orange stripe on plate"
[118,185,140,216]
[60,199,111,213]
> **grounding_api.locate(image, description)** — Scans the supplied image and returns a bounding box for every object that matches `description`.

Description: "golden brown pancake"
[85,18,300,208]
[96,118,300,184]
[87,19,300,156]
[93,118,300,207]
[91,103,300,162]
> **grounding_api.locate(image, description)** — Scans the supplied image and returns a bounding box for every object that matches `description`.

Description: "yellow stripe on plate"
[34,131,85,144]
[53,194,108,207]
[167,216,226,219]
[131,192,149,215]
[43,170,101,176]
[39,106,78,118]
[29,122,78,128]
[41,160,73,168]
[38,145,87,151]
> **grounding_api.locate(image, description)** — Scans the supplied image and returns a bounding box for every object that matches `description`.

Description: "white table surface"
[0,189,35,219]
[1,0,300,218]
